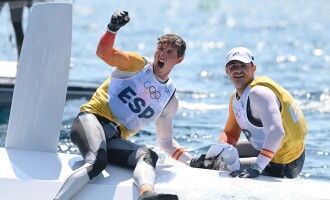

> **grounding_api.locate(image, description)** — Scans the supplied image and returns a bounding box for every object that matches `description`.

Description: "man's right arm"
[96,10,145,72]
[96,32,145,71]
[218,94,241,146]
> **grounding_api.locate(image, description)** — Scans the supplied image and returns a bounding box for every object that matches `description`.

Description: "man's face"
[225,60,256,95]
[153,42,184,80]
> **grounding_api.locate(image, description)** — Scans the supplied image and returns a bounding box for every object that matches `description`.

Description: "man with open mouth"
[54,10,198,200]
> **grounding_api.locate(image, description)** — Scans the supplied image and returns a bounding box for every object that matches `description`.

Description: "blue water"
[0,0,329,183]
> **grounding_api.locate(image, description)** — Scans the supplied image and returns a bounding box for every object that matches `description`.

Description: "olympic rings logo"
[144,81,161,99]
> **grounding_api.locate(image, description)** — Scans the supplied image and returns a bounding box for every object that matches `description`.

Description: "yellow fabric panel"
[250,76,307,164]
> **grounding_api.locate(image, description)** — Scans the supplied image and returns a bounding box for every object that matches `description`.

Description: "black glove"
[107,11,130,32]
[229,167,261,178]
[138,191,178,200]
[190,154,206,168]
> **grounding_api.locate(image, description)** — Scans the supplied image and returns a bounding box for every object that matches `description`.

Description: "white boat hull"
[1,148,329,200]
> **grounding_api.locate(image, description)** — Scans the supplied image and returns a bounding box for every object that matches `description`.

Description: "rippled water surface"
[0,0,329,182]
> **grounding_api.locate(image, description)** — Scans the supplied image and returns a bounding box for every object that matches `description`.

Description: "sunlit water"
[1,0,329,184]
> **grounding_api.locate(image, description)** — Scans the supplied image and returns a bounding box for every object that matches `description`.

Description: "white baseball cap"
[225,47,254,66]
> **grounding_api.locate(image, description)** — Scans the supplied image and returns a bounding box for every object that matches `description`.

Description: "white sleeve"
[156,94,193,165]
[249,85,285,169]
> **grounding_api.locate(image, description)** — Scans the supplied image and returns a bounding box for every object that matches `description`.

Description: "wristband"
[106,24,117,34]
[251,163,263,173]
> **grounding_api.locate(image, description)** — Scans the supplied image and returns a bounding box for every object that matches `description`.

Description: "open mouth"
[157,60,164,68]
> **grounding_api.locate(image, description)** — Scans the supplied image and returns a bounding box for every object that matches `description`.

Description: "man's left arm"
[231,86,285,178]
[156,95,193,166]
[251,86,285,170]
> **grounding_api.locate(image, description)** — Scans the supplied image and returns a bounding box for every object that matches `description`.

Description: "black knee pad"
[88,149,108,179]
[139,147,158,168]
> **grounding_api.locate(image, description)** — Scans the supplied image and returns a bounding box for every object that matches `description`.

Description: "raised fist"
[107,10,130,33]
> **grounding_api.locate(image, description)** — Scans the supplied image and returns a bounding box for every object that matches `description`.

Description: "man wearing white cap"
[217,47,307,178]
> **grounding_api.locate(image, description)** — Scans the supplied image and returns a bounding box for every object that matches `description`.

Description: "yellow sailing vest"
[234,76,307,164]
[80,64,175,139]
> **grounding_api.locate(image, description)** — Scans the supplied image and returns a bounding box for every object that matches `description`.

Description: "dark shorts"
[264,149,305,178]
[236,140,305,178]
